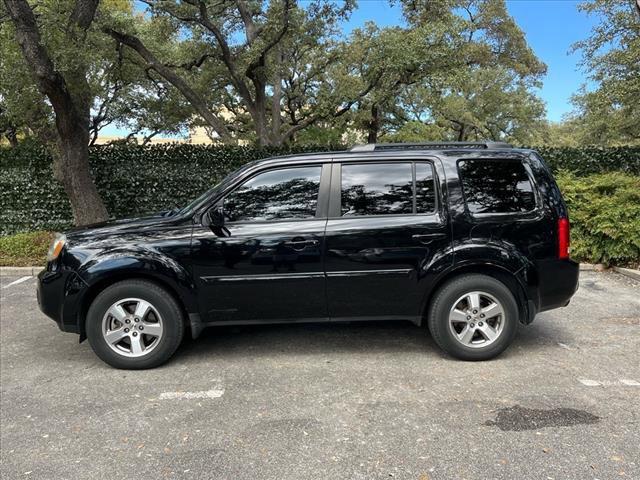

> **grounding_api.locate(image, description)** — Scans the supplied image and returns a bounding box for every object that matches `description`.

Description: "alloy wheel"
[448,291,505,348]
[101,297,164,357]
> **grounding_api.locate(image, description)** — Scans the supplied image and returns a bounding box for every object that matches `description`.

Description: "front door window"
[224,166,322,222]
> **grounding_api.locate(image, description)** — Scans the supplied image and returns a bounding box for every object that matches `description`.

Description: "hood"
[64,210,182,242]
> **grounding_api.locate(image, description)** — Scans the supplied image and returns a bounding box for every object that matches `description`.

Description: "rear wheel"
[427,274,518,361]
[86,280,184,369]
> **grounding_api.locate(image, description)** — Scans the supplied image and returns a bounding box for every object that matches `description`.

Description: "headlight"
[47,234,66,262]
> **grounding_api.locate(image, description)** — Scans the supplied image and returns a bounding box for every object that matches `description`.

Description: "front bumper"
[37,267,87,334]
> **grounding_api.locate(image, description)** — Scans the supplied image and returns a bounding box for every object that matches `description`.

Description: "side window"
[224,166,322,221]
[341,163,413,216]
[458,159,536,215]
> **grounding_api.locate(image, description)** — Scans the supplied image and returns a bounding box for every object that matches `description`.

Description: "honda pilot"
[37,142,579,369]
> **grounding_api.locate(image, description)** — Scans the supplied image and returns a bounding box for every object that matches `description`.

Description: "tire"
[427,274,519,361]
[86,280,185,369]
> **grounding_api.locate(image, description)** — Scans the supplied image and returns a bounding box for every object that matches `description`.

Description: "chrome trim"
[326,268,413,278]
[201,272,326,283]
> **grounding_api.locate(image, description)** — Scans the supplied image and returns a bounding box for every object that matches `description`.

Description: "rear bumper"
[37,267,87,334]
[537,259,580,312]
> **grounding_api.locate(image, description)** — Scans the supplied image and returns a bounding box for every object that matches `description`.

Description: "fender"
[65,247,198,334]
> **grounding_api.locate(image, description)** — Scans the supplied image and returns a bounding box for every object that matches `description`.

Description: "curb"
[0,266,42,276]
[612,266,640,282]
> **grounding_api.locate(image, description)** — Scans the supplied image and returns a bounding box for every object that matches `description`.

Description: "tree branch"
[236,0,260,43]
[103,27,234,143]
[185,0,256,113]
[69,0,99,31]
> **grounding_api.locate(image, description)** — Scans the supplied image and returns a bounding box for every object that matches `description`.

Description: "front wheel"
[86,280,184,369]
[427,274,519,361]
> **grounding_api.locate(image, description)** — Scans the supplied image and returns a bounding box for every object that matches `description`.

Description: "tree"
[329,20,460,143]
[383,0,547,144]
[103,0,363,146]
[570,0,640,145]
[2,0,109,224]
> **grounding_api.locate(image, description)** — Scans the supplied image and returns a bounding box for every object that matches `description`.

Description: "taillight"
[558,217,570,259]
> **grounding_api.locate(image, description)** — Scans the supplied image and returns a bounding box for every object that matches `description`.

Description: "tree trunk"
[367,104,380,144]
[5,127,19,147]
[457,124,468,141]
[252,77,271,146]
[271,50,283,144]
[5,0,108,226]
[53,132,108,226]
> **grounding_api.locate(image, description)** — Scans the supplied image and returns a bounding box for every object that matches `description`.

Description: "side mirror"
[204,205,225,227]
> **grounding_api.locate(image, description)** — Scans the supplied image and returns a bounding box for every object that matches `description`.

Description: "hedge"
[556,171,640,267]
[1,142,639,236]
[0,142,341,235]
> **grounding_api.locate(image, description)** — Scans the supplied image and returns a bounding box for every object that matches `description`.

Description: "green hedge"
[0,142,341,235]
[556,171,640,267]
[1,142,639,236]
[532,146,640,176]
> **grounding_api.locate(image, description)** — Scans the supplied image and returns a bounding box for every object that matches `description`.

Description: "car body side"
[37,148,579,340]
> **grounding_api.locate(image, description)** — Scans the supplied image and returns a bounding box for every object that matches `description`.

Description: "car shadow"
[174,315,569,363]
[177,320,437,360]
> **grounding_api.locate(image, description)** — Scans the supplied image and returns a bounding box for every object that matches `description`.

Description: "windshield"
[178,161,259,215]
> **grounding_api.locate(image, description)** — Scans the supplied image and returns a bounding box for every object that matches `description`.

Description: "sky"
[104,0,600,136]
[346,0,600,122]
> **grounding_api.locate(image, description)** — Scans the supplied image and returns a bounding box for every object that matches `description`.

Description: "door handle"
[412,233,446,244]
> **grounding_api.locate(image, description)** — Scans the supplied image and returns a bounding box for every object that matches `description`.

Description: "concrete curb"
[612,266,640,282]
[0,266,42,276]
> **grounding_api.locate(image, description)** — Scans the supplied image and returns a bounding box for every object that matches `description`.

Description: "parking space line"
[579,379,640,387]
[579,379,601,386]
[620,379,640,386]
[158,388,225,400]
[2,276,32,289]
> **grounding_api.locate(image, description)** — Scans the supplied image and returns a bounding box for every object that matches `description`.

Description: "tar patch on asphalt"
[484,405,600,431]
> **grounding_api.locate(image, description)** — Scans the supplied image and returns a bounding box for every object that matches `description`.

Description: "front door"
[324,159,452,322]
[191,164,330,323]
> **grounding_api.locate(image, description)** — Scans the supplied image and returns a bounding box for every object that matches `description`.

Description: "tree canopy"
[567,0,640,145]
[1,0,560,148]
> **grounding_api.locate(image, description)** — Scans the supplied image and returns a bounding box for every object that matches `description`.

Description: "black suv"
[37,142,579,369]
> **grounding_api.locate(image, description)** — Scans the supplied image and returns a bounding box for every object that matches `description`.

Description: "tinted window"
[416,163,436,213]
[224,166,321,221]
[341,163,413,216]
[459,159,536,214]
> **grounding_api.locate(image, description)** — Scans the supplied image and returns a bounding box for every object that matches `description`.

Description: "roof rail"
[349,142,512,152]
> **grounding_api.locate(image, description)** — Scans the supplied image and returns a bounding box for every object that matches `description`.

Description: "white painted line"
[579,379,640,387]
[158,388,225,400]
[2,276,32,289]
[579,379,601,386]
[620,379,640,386]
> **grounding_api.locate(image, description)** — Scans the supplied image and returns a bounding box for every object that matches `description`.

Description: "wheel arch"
[421,262,535,327]
[76,269,195,341]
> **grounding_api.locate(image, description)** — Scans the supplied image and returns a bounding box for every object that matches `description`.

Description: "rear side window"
[458,159,536,215]
[340,162,436,216]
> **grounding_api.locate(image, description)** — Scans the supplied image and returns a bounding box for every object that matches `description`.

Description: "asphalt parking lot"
[1,270,639,480]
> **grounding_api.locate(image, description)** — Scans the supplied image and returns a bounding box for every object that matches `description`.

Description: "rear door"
[324,157,453,322]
